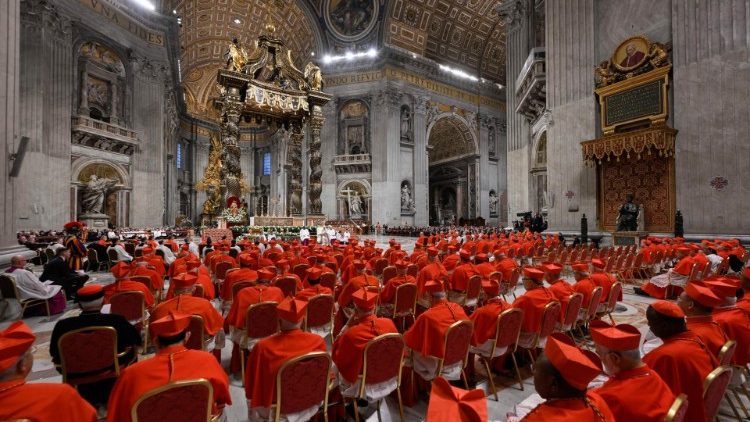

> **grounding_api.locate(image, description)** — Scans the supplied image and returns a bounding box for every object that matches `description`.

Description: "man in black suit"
[87,235,110,262]
[49,284,142,407]
[40,248,89,299]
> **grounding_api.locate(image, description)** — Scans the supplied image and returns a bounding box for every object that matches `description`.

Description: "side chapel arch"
[71,159,130,226]
[426,114,478,224]
[336,179,371,220]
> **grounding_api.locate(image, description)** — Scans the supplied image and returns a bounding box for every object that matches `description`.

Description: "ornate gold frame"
[596,65,671,135]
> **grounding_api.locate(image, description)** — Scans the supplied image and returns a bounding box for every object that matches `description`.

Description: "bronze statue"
[595,60,615,87]
[226,38,249,72]
[616,193,639,231]
[304,62,323,91]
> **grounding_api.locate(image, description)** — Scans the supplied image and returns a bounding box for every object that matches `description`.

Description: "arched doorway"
[337,180,370,221]
[427,115,477,225]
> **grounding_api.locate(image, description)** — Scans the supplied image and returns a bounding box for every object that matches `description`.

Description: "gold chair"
[350,333,406,422]
[58,326,127,387]
[702,366,733,422]
[476,308,524,396]
[0,274,51,320]
[132,378,213,422]
[664,394,688,422]
[273,352,332,422]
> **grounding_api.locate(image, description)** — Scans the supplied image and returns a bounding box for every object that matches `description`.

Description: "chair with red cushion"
[373,258,388,277]
[575,287,603,338]
[130,275,159,301]
[436,320,473,389]
[319,272,337,291]
[132,378,213,422]
[274,352,332,422]
[501,268,520,300]
[558,293,583,336]
[382,266,397,284]
[597,282,622,324]
[324,261,338,274]
[241,301,280,385]
[406,264,418,278]
[483,272,503,305]
[224,280,254,315]
[273,276,299,297]
[304,294,334,338]
[214,261,233,283]
[474,308,525,397]
[192,283,205,298]
[349,333,406,422]
[716,341,745,419]
[462,275,482,310]
[664,394,688,422]
[58,326,126,387]
[292,264,309,281]
[388,283,418,332]
[110,291,148,352]
[185,315,206,351]
[702,366,733,422]
[521,301,561,364]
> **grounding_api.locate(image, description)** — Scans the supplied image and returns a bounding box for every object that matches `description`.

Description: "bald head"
[10,256,27,268]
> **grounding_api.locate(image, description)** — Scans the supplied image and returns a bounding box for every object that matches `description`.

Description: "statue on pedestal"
[401,183,413,211]
[82,175,117,214]
[349,193,362,216]
[400,107,411,141]
[489,191,499,216]
[616,193,639,231]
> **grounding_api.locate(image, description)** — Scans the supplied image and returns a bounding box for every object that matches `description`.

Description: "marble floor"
[3,235,744,421]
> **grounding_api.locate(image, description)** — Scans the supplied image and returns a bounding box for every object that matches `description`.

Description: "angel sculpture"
[225,38,249,72]
[595,61,615,87]
[304,62,323,91]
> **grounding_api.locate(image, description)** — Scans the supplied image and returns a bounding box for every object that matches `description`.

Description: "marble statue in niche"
[400,106,411,141]
[489,190,498,216]
[401,182,414,211]
[349,193,362,215]
[82,175,118,214]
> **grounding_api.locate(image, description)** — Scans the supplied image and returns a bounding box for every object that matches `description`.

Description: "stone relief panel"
[338,99,370,155]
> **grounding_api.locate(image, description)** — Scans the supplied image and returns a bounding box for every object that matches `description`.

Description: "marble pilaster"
[671,0,750,234]
[501,0,533,220]
[543,0,597,232]
[412,96,429,226]
[16,0,72,230]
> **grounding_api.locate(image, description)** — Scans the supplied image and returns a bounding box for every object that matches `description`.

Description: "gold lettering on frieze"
[80,0,165,46]
[325,66,505,111]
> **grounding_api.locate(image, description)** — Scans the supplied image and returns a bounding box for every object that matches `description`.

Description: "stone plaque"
[604,79,663,127]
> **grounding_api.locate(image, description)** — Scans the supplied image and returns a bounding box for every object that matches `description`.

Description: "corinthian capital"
[496,0,527,32]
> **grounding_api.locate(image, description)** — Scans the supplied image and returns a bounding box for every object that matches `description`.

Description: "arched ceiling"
[428,116,476,163]
[167,0,507,120]
[165,0,319,119]
[385,0,507,82]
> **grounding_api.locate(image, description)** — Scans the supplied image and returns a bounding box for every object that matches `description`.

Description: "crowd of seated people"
[1,223,748,421]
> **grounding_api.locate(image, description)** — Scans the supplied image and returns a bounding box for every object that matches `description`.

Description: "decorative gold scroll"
[581,126,677,166]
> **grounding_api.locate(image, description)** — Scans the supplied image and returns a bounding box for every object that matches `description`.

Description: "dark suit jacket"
[87,242,109,262]
[40,256,77,283]
[49,310,142,367]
